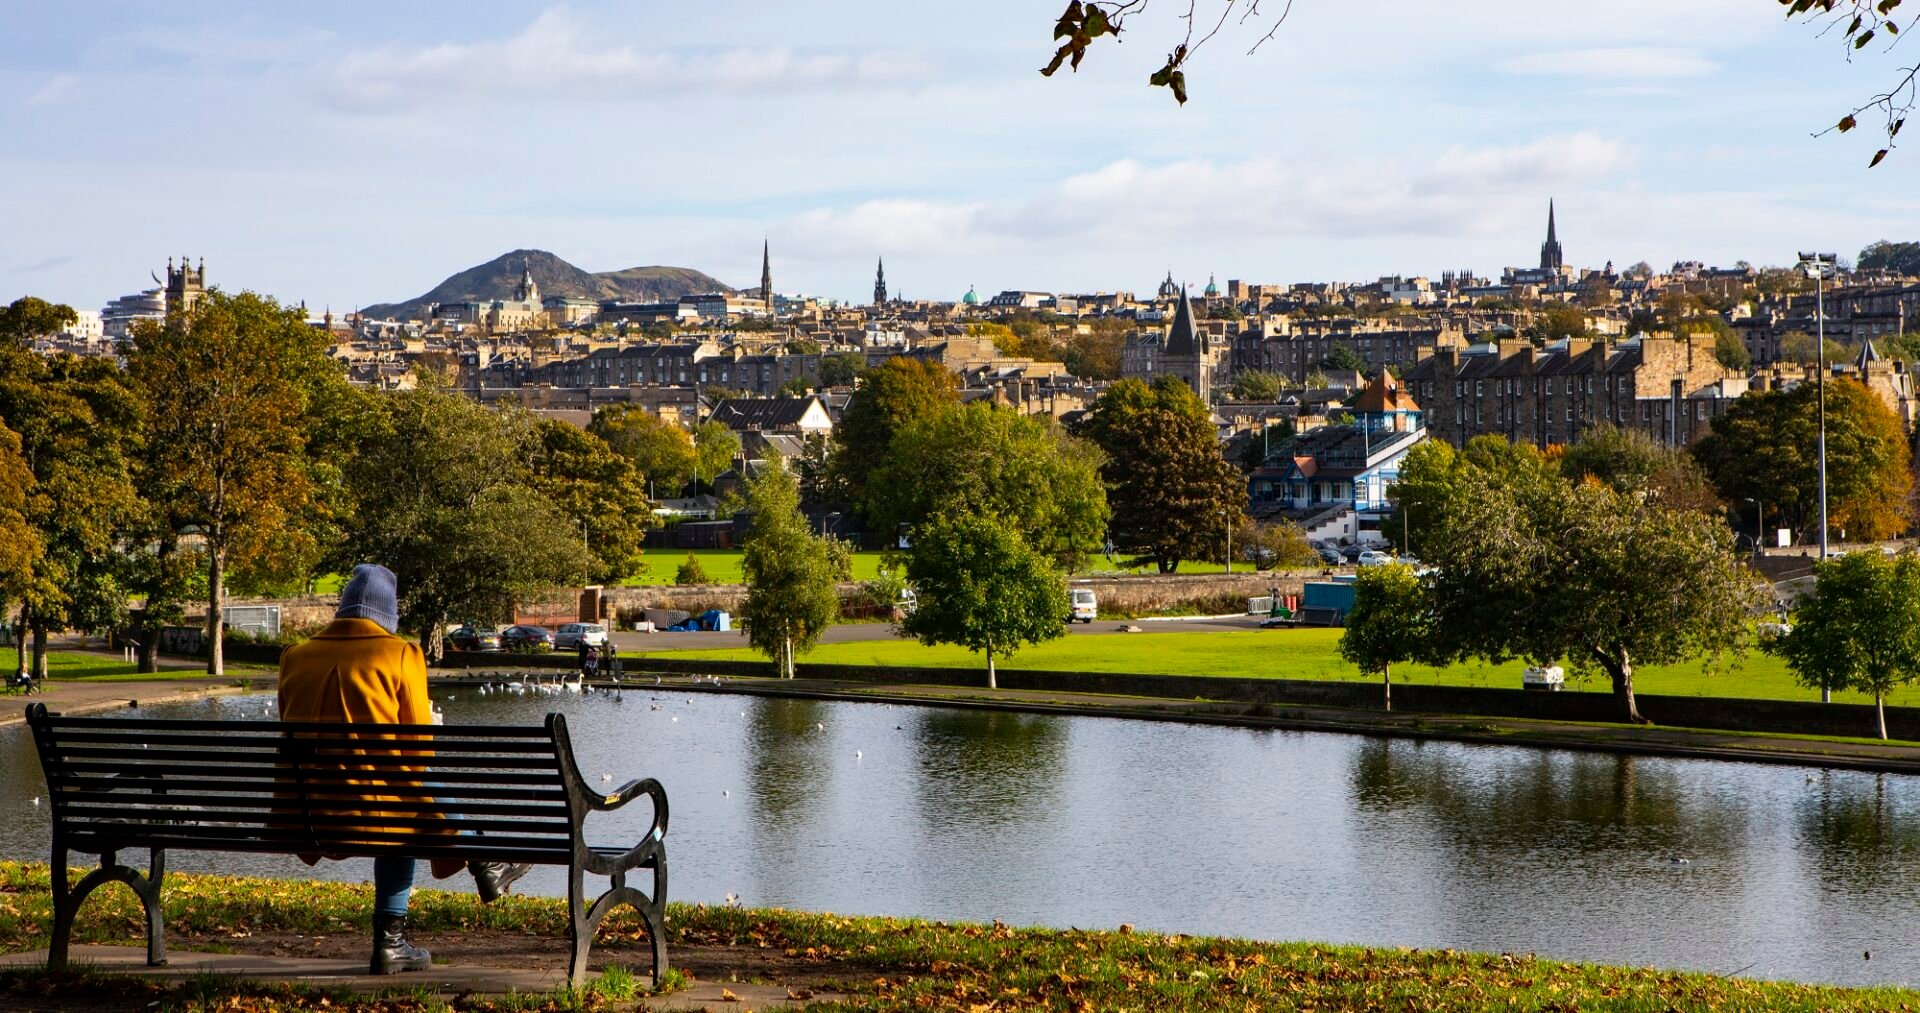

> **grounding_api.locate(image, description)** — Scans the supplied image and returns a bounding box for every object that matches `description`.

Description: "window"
[1475,381,1483,396]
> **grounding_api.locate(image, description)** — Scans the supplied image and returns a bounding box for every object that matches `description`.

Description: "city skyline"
[4,1,1916,312]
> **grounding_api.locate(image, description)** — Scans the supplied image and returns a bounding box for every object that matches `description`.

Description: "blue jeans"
[372,782,462,917]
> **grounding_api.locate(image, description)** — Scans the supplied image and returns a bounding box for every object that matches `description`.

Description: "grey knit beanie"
[336,563,400,634]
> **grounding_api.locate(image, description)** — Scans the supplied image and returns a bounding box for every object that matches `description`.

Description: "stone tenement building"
[1231,320,1467,382]
[1399,334,1747,449]
[1121,293,1231,398]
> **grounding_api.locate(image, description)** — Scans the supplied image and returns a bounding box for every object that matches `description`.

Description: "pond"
[6,688,1920,987]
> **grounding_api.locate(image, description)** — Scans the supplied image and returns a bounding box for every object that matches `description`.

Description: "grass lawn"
[641,627,1918,708]
[619,549,1238,586]
[0,861,1913,1011]
[4,651,271,682]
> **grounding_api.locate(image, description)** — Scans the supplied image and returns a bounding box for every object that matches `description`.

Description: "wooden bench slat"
[49,747,561,770]
[59,808,572,836]
[48,731,561,754]
[64,832,578,863]
[50,763,567,786]
[64,820,576,851]
[48,778,568,802]
[41,716,554,736]
[53,790,572,818]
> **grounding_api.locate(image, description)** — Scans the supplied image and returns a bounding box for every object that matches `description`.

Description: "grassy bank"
[614,549,1239,587]
[2,862,1916,1011]
[637,627,1920,708]
[4,651,271,683]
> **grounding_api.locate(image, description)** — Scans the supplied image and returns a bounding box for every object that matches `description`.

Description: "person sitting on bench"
[278,563,532,974]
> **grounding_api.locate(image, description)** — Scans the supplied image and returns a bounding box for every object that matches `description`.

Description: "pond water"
[7,688,1920,987]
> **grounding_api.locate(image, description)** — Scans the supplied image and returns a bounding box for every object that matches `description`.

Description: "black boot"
[370,912,432,974]
[469,861,532,904]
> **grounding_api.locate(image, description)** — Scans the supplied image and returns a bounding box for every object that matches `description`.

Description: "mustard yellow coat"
[278,618,461,876]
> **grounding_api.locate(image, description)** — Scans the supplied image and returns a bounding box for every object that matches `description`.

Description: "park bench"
[24,702,668,987]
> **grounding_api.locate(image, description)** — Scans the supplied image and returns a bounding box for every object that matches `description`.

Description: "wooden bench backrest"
[27,707,583,865]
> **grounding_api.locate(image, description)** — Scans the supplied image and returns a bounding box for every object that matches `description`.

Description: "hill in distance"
[362,249,735,320]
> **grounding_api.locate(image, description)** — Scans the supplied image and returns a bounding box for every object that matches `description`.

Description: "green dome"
[962,285,979,305]
[1204,274,1219,297]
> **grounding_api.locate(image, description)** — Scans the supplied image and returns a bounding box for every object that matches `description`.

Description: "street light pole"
[1799,250,1836,701]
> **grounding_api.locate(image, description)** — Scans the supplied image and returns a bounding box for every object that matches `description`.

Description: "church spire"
[873,257,888,306]
[1539,199,1564,272]
[760,238,773,311]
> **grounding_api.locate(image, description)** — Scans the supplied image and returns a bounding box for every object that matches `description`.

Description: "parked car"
[446,625,503,652]
[554,622,609,650]
[1340,543,1368,562]
[1315,546,1345,566]
[1068,588,1098,623]
[501,624,555,651]
[1356,550,1395,567]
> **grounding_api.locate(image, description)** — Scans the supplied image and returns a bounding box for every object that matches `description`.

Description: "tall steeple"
[1539,199,1564,272]
[759,239,773,311]
[873,257,888,306]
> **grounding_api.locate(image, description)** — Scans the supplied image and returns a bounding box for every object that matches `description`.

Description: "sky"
[4,1,1918,313]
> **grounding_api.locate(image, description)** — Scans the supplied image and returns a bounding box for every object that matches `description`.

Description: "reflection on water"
[7,691,1920,986]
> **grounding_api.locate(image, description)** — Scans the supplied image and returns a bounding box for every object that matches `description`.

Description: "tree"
[738,459,839,677]
[691,419,740,494]
[832,356,961,502]
[1062,317,1128,380]
[1229,369,1287,401]
[902,514,1068,689]
[1692,378,1911,543]
[334,380,592,660]
[0,340,143,679]
[0,296,76,347]
[127,291,339,676]
[1240,519,1315,570]
[1780,330,1851,365]
[1523,304,1593,343]
[819,352,865,388]
[1711,327,1752,373]
[526,419,655,583]
[674,554,709,585]
[1406,435,1759,722]
[1624,261,1654,280]
[589,404,697,497]
[0,422,42,639]
[1036,1,1916,166]
[866,402,1109,566]
[1340,563,1432,711]
[1319,343,1367,374]
[1858,240,1920,275]
[785,338,822,356]
[1776,551,1920,738]
[1074,377,1245,572]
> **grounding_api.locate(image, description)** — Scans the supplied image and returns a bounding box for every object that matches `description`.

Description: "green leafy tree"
[1523,304,1593,343]
[1062,317,1128,380]
[866,402,1109,566]
[0,422,42,658]
[1319,343,1368,374]
[1692,378,1911,542]
[589,403,697,497]
[818,352,865,388]
[127,291,339,676]
[1858,240,1920,275]
[692,419,741,494]
[1712,328,1752,373]
[1409,438,1759,723]
[0,296,77,346]
[1229,369,1287,401]
[902,514,1068,688]
[1779,330,1851,365]
[832,357,961,503]
[784,338,822,355]
[527,419,656,583]
[1777,551,1920,738]
[674,554,709,586]
[1560,423,1722,516]
[333,380,592,660]
[1241,519,1316,570]
[739,460,840,677]
[1075,377,1245,572]
[1340,563,1432,711]
[1,354,143,678]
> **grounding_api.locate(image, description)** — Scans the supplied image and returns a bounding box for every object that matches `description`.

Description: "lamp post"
[1224,509,1233,575]
[1743,497,1763,557]
[1798,251,1836,701]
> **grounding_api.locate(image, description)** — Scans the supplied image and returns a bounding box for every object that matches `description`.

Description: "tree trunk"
[1878,693,1888,740]
[206,548,225,678]
[30,622,48,681]
[12,612,25,678]
[137,633,159,674]
[1383,661,1392,712]
[1604,648,1645,724]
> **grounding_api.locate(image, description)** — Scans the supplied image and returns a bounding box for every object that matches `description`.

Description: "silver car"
[554,622,609,649]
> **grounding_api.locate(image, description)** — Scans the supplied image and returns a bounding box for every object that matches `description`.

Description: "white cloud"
[324,7,925,112]
[1497,47,1719,80]
[780,132,1635,257]
[25,74,78,106]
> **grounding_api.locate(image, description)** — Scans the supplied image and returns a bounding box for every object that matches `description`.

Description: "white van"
[1069,588,1098,623]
